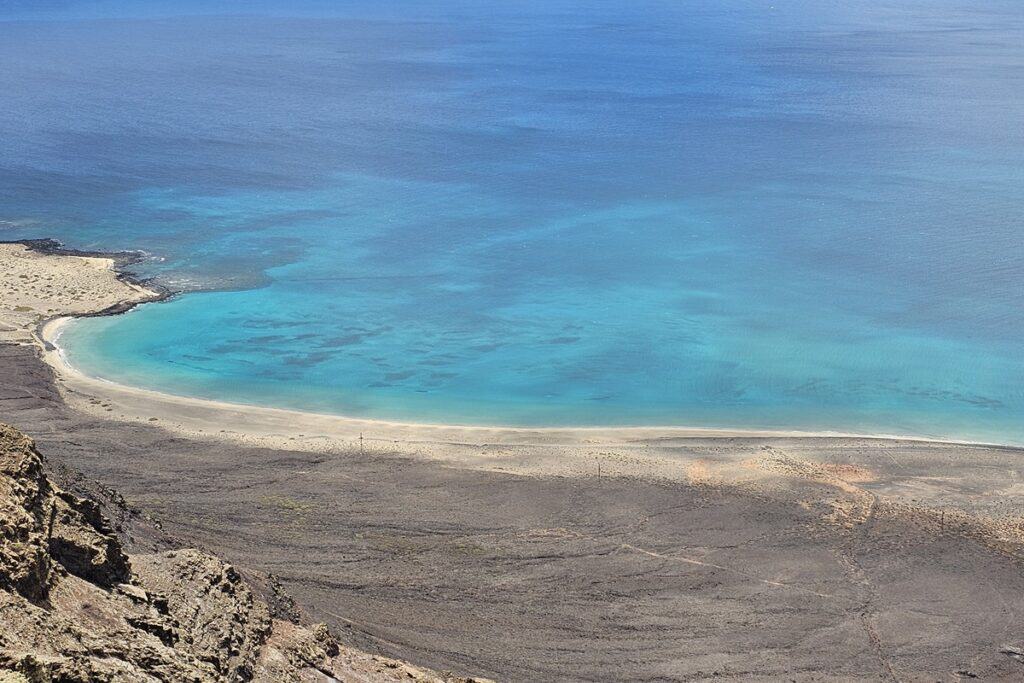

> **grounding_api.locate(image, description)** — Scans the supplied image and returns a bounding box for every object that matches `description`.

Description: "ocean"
[2,0,1023,442]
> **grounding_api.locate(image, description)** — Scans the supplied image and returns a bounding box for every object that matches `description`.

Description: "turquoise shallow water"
[3,1,1024,443]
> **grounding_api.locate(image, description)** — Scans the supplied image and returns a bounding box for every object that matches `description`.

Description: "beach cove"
[0,240,1011,478]
[2,239,1024,679]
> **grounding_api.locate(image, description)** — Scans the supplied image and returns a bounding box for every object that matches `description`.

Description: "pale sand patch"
[0,242,158,344]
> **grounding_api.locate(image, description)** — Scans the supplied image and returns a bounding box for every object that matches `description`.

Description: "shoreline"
[39,315,1020,451]
[7,237,1021,456]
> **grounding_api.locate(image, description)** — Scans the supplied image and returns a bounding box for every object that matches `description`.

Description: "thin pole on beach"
[359,432,364,455]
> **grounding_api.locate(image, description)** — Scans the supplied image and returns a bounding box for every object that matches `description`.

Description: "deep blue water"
[2,1,1023,442]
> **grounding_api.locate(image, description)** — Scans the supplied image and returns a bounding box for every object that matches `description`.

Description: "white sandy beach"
[2,240,1007,483]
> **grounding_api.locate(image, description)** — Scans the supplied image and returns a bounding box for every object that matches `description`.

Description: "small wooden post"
[359,432,364,455]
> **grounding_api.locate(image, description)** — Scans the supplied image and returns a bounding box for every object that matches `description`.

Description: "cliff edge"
[0,423,488,683]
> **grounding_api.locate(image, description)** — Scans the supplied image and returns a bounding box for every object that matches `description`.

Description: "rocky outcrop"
[131,550,272,680]
[1,424,132,606]
[0,424,490,682]
[0,426,53,603]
